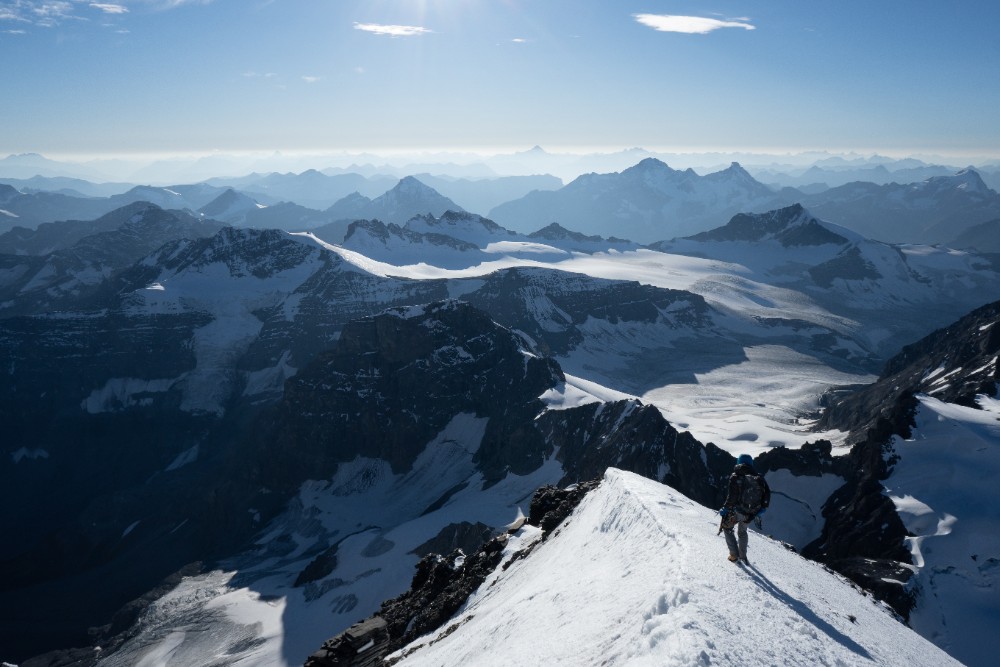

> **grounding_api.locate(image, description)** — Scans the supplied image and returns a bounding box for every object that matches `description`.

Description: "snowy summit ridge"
[325,470,961,667]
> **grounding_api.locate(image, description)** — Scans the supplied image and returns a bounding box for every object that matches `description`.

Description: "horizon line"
[3,146,1000,165]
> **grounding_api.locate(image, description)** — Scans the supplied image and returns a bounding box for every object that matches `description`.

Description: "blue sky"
[2,0,999,158]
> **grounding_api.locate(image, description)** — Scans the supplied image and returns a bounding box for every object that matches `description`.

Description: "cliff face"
[256,300,564,489]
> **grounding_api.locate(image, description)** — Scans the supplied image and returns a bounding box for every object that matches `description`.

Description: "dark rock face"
[410,522,494,559]
[304,480,601,667]
[527,479,602,536]
[536,400,734,508]
[258,300,564,489]
[808,246,882,288]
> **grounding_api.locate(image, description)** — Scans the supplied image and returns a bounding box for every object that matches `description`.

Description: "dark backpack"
[737,473,766,513]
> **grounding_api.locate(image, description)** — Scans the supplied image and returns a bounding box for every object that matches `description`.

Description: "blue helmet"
[737,454,754,466]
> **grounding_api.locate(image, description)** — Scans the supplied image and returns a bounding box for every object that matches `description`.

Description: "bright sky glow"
[2,0,999,157]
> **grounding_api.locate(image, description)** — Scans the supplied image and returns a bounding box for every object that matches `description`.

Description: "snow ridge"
[393,469,959,666]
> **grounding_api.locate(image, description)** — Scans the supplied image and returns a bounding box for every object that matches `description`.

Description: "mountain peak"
[686,204,851,247]
[197,188,262,219]
[394,175,431,191]
[631,157,670,171]
[714,161,755,181]
[951,167,989,193]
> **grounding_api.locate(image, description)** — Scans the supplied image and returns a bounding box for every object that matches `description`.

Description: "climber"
[719,453,771,564]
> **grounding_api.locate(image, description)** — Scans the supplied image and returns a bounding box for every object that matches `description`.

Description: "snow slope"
[882,394,1000,666]
[91,415,566,667]
[393,469,961,667]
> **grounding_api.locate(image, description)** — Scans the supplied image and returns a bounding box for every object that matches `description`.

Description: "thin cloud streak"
[353,22,431,37]
[91,3,128,13]
[634,14,755,35]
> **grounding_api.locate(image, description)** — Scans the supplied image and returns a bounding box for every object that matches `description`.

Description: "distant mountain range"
[6,158,1000,251]
[0,181,241,231]
[488,159,1000,246]
[797,168,1000,244]
[489,159,794,242]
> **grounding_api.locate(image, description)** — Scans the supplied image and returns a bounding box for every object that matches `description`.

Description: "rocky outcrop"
[304,480,600,667]
[537,400,734,508]
[819,299,1000,441]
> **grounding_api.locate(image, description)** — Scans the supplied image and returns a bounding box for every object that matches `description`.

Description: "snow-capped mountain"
[5,205,1000,665]
[338,212,640,270]
[488,158,793,242]
[798,168,1000,244]
[306,470,960,667]
[653,204,1000,359]
[326,177,465,225]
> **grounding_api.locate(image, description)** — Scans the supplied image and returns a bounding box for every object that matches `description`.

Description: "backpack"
[736,473,766,513]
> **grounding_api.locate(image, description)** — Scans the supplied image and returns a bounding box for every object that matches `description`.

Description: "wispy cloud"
[0,1,212,26]
[301,75,320,83]
[511,37,527,44]
[353,22,431,38]
[91,3,127,13]
[153,0,216,7]
[242,71,278,79]
[0,8,29,22]
[633,14,755,35]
